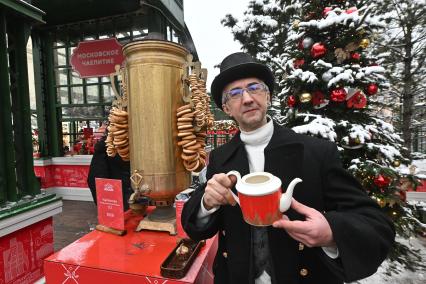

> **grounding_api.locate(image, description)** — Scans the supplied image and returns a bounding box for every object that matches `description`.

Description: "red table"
[44,211,217,284]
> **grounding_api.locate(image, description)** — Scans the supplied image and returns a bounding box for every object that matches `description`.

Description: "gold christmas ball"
[299,92,312,103]
[393,160,401,167]
[292,20,300,29]
[359,38,370,49]
[354,137,361,144]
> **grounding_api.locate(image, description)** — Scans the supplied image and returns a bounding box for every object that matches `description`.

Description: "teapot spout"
[279,178,302,212]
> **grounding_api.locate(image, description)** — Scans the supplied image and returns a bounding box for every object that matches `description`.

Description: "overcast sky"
[184,0,251,91]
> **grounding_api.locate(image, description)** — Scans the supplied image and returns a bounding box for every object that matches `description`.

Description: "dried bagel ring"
[183,159,197,169]
[111,109,128,117]
[186,144,201,151]
[186,159,200,172]
[181,112,195,118]
[114,139,129,146]
[114,123,128,129]
[181,134,196,140]
[113,129,127,135]
[177,131,194,137]
[178,124,194,130]
[178,139,192,146]
[180,139,197,147]
[177,117,193,122]
[176,104,192,112]
[114,132,128,139]
[176,108,192,117]
[181,152,198,161]
[183,148,197,154]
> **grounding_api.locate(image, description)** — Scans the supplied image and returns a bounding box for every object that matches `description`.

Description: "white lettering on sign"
[100,198,118,204]
[77,49,119,59]
[82,58,115,66]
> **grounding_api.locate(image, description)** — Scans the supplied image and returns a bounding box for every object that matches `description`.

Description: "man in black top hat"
[181,52,394,284]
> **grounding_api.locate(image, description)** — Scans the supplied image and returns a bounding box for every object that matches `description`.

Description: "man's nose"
[241,90,253,104]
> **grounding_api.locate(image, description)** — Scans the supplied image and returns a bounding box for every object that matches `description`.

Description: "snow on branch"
[288,68,318,83]
[292,114,337,141]
[299,6,385,30]
[366,143,402,161]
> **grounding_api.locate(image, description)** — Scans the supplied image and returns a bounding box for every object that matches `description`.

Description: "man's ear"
[222,103,232,117]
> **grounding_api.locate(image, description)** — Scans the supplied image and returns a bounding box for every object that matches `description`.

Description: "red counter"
[44,211,217,284]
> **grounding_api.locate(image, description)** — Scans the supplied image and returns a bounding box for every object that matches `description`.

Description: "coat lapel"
[214,132,249,194]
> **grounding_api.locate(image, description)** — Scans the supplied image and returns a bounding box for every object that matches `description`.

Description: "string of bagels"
[177,73,214,172]
[106,66,130,161]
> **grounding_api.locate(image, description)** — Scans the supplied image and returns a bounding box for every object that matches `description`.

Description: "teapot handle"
[226,171,241,205]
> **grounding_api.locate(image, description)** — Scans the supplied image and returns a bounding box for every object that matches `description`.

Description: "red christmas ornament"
[293,58,305,69]
[347,91,367,109]
[311,43,327,58]
[366,83,378,95]
[346,7,358,14]
[374,174,391,188]
[330,88,347,102]
[287,95,296,107]
[323,7,333,17]
[312,91,325,106]
[351,52,361,60]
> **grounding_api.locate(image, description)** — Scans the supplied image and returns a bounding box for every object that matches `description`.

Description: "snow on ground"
[349,236,426,284]
[349,158,426,284]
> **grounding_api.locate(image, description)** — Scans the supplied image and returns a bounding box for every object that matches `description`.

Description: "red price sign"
[95,178,125,230]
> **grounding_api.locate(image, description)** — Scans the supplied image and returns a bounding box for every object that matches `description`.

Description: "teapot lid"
[236,172,281,196]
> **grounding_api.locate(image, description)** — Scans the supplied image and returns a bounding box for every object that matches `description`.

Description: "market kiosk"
[1,1,217,283]
[43,36,216,282]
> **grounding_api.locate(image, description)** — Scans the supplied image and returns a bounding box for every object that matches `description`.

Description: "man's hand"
[272,198,335,247]
[203,173,238,210]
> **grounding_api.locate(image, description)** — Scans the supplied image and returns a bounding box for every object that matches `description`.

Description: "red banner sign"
[95,178,125,230]
[70,38,125,78]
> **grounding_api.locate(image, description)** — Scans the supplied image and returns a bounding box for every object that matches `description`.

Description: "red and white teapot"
[227,171,302,226]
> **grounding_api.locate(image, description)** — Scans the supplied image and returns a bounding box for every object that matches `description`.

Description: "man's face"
[222,77,270,132]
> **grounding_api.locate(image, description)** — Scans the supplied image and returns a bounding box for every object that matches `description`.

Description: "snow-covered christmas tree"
[223,0,425,274]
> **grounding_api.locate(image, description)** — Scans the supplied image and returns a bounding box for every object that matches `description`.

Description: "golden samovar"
[123,40,191,235]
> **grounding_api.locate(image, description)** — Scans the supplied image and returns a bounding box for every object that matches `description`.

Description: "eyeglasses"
[222,82,269,104]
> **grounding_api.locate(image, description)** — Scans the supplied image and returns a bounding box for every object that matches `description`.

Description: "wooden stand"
[95,224,127,236]
[136,205,177,235]
[136,216,177,235]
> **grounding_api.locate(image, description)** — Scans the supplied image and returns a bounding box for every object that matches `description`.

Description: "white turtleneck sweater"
[197,118,338,283]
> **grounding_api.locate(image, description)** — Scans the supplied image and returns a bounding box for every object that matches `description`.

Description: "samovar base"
[136,205,177,235]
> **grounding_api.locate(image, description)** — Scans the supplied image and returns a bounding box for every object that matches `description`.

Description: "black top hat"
[211,52,274,110]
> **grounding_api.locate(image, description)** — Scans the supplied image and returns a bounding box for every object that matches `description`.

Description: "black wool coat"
[87,137,132,211]
[182,123,395,284]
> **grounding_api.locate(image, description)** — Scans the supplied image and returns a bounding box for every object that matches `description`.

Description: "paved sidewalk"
[53,200,98,251]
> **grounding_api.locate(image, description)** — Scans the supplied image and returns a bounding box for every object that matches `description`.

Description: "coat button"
[300,268,308,277]
[222,252,228,258]
[222,230,226,236]
[298,243,304,251]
